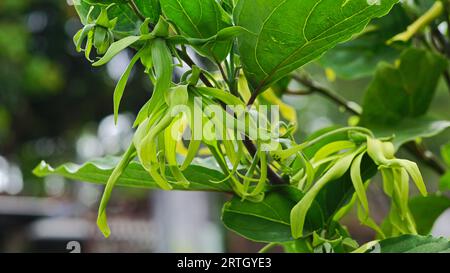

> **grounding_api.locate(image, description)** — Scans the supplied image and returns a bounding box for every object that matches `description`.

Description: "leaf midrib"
[249,1,375,90]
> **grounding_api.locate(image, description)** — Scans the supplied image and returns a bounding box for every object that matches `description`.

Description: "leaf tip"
[97,212,111,238]
[32,161,49,177]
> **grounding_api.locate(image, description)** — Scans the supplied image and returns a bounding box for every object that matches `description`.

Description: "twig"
[127,0,146,22]
[430,28,450,95]
[388,1,444,44]
[258,242,278,253]
[176,48,214,88]
[405,142,446,175]
[215,59,229,85]
[292,75,361,115]
[292,75,447,175]
[285,89,314,96]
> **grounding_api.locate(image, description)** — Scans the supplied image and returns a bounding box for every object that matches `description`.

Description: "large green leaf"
[234,0,398,91]
[440,172,450,191]
[378,235,450,253]
[361,48,447,126]
[320,4,409,79]
[442,142,450,167]
[409,195,450,235]
[221,186,324,243]
[371,117,450,150]
[160,0,232,61]
[360,48,449,148]
[33,157,232,192]
[440,143,450,191]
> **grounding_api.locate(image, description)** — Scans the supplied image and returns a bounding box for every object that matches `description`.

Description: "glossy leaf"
[93,35,141,66]
[378,235,450,253]
[222,186,324,243]
[360,48,449,148]
[442,142,450,167]
[409,195,450,235]
[361,48,448,126]
[160,0,232,61]
[371,118,450,150]
[320,4,409,79]
[234,0,398,91]
[440,172,450,191]
[33,157,232,192]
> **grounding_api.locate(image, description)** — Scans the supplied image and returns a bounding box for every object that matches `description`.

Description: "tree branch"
[127,0,146,22]
[292,75,361,115]
[292,74,447,175]
[430,27,450,95]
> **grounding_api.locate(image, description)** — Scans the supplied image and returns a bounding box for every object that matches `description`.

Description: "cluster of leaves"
[34,0,450,253]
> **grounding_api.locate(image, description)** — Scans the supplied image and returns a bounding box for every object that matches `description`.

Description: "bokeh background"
[0,0,449,253]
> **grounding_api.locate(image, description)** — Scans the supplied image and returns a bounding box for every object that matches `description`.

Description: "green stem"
[388,1,444,44]
[258,242,278,253]
[128,0,146,22]
[273,127,373,161]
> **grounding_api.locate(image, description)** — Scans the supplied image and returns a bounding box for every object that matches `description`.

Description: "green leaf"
[160,0,233,61]
[442,142,450,167]
[234,0,398,91]
[33,157,232,192]
[303,126,350,159]
[409,195,450,235]
[371,117,450,150]
[440,172,450,191]
[221,186,324,243]
[378,235,450,253]
[350,152,369,214]
[93,35,141,66]
[113,50,142,124]
[361,48,448,126]
[135,0,161,24]
[320,4,410,79]
[360,48,449,148]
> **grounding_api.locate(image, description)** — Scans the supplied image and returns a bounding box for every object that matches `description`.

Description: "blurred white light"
[432,209,450,237]
[76,133,104,160]
[27,11,48,33]
[97,114,133,155]
[65,18,82,37]
[438,22,448,35]
[107,51,132,81]
[6,164,24,195]
[77,183,101,207]
[44,175,66,197]
[35,138,56,157]
[0,156,24,195]
[306,117,333,133]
